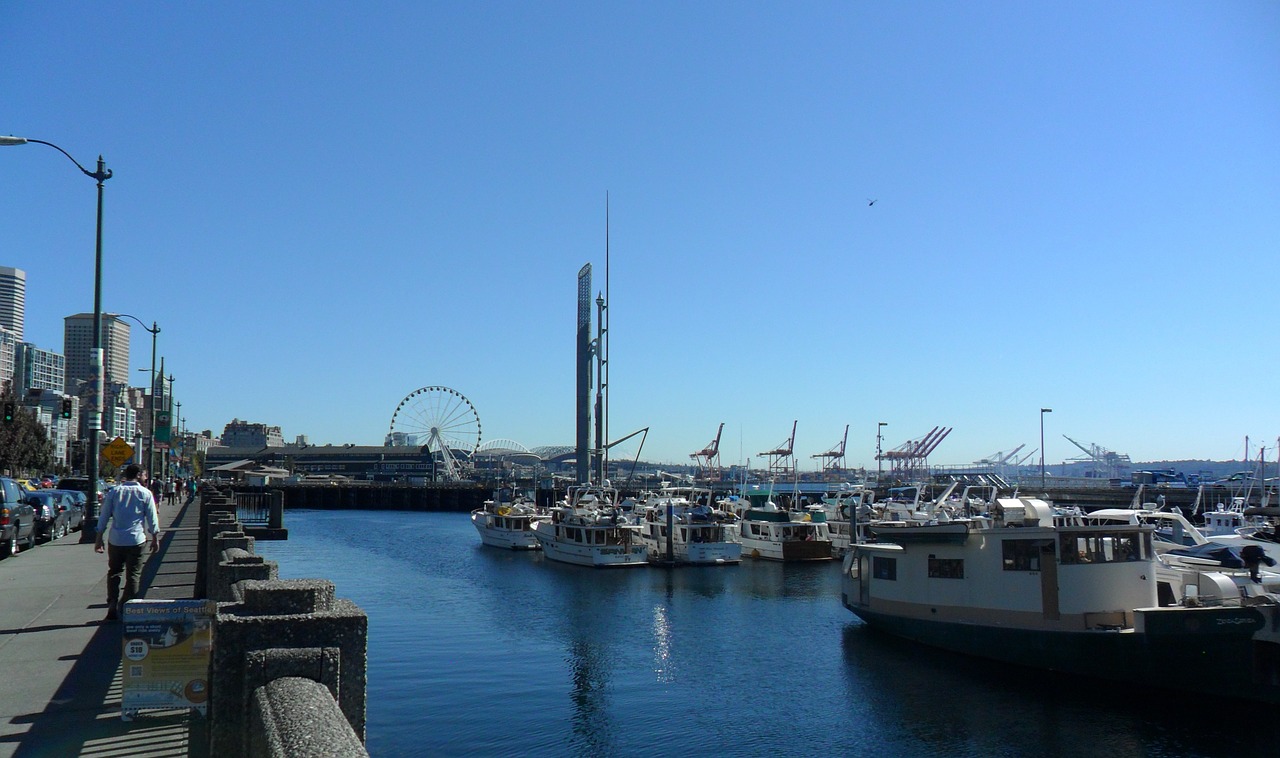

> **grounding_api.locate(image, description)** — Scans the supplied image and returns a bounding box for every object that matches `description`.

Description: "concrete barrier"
[199,494,368,757]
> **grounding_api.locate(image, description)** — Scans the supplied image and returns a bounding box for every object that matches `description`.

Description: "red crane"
[689,423,725,481]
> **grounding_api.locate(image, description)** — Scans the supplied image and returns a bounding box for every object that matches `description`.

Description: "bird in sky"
[867,198,877,206]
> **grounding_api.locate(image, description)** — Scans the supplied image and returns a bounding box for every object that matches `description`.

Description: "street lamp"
[1,135,112,543]
[114,314,160,479]
[1040,408,1053,490]
[876,422,887,483]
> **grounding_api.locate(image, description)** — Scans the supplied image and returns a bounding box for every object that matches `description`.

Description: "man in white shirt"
[94,464,160,621]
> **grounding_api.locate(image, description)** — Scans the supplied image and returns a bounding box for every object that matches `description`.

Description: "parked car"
[28,490,77,541]
[52,489,88,532]
[56,477,107,507]
[0,477,37,557]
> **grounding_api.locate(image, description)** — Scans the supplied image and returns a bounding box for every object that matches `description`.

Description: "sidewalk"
[0,495,207,757]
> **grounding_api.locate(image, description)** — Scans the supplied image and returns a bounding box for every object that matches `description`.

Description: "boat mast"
[593,193,610,486]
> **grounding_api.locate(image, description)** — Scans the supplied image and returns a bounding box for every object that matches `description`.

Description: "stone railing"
[200,489,368,757]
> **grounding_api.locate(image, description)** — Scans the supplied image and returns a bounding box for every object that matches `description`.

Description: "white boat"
[638,486,741,565]
[816,485,876,556]
[532,484,648,568]
[842,496,1280,703]
[471,485,544,550]
[736,487,832,562]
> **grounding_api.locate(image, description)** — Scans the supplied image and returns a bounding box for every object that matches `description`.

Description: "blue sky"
[3,2,1277,470]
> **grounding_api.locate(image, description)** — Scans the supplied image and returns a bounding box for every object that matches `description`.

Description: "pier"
[0,489,368,757]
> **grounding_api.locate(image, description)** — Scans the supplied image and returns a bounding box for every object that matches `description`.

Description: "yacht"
[736,487,832,562]
[532,484,648,567]
[471,485,544,550]
[638,486,741,565]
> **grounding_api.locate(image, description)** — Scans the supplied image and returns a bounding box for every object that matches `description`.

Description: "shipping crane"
[811,425,849,480]
[879,426,952,481]
[758,420,797,478]
[689,423,724,481]
[973,444,1026,466]
[1062,435,1132,480]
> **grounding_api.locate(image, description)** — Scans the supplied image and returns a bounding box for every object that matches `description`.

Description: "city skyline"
[3,3,1277,468]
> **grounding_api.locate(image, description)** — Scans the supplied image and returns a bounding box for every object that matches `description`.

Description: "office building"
[0,266,25,341]
[63,313,130,395]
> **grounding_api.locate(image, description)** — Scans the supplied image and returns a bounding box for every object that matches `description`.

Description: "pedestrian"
[94,463,160,621]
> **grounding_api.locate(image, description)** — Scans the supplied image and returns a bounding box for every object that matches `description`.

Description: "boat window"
[928,557,964,579]
[872,556,897,580]
[1002,539,1043,571]
[1059,532,1148,564]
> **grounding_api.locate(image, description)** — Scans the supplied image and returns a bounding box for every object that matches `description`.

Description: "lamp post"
[1,135,112,542]
[876,422,887,482]
[115,314,160,479]
[1040,408,1053,490]
[167,374,175,479]
[174,400,182,478]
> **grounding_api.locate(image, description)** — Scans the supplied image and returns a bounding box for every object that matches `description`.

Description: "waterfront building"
[0,266,25,341]
[63,313,130,394]
[220,419,285,448]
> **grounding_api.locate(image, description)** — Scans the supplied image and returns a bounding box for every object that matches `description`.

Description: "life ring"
[801,513,812,522]
[497,507,511,516]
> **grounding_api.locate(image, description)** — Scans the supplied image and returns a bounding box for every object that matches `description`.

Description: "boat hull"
[471,511,541,550]
[536,537,649,567]
[740,537,832,562]
[844,602,1280,704]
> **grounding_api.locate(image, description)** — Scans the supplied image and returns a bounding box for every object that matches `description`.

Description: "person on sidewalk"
[94,464,161,621]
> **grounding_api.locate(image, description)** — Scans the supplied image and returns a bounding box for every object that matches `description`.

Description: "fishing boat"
[842,496,1280,703]
[736,486,832,562]
[471,485,544,550]
[637,485,741,565]
[531,484,648,567]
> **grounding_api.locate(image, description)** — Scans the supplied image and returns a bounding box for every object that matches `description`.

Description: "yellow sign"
[101,437,135,467]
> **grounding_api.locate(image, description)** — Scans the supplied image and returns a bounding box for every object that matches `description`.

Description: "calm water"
[256,511,1276,757]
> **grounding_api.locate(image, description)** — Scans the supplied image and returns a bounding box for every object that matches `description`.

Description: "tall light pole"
[1,135,111,542]
[1040,408,1053,490]
[876,422,887,482]
[174,400,182,478]
[114,314,160,479]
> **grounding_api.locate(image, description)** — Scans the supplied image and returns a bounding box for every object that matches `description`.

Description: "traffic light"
[2,401,15,423]
[60,398,73,419]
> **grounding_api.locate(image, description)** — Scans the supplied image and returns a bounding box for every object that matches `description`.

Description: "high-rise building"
[63,313,130,395]
[15,342,65,396]
[0,266,26,341]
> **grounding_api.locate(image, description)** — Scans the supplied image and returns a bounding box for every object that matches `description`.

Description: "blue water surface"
[256,510,1277,758]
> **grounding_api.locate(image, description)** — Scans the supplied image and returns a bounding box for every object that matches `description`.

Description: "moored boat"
[638,486,741,565]
[471,485,544,550]
[842,496,1280,703]
[532,484,649,568]
[736,487,831,562]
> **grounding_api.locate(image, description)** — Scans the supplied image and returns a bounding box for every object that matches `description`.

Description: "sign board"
[121,599,215,719]
[101,437,135,467]
[154,410,172,443]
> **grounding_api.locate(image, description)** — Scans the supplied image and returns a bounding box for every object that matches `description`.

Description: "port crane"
[1062,435,1132,480]
[689,423,724,481]
[879,426,951,481]
[758,420,797,477]
[811,425,849,480]
[973,444,1026,467]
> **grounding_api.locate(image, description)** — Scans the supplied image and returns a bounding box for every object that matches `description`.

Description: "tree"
[0,387,55,476]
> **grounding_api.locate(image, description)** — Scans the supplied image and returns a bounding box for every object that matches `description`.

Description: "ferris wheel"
[386,386,482,481]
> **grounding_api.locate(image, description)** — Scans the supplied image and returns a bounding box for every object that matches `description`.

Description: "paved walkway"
[0,495,207,757]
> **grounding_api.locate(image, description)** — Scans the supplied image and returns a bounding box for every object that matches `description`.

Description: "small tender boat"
[471,485,544,550]
[638,486,741,565]
[736,487,831,562]
[532,484,648,568]
[842,496,1280,703]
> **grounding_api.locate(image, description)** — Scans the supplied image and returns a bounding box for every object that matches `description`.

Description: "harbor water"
[256,510,1277,757]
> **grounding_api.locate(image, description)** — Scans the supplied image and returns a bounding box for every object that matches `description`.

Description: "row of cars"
[0,477,89,558]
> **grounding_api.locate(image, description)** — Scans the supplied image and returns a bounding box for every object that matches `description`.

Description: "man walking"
[94,464,161,621]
